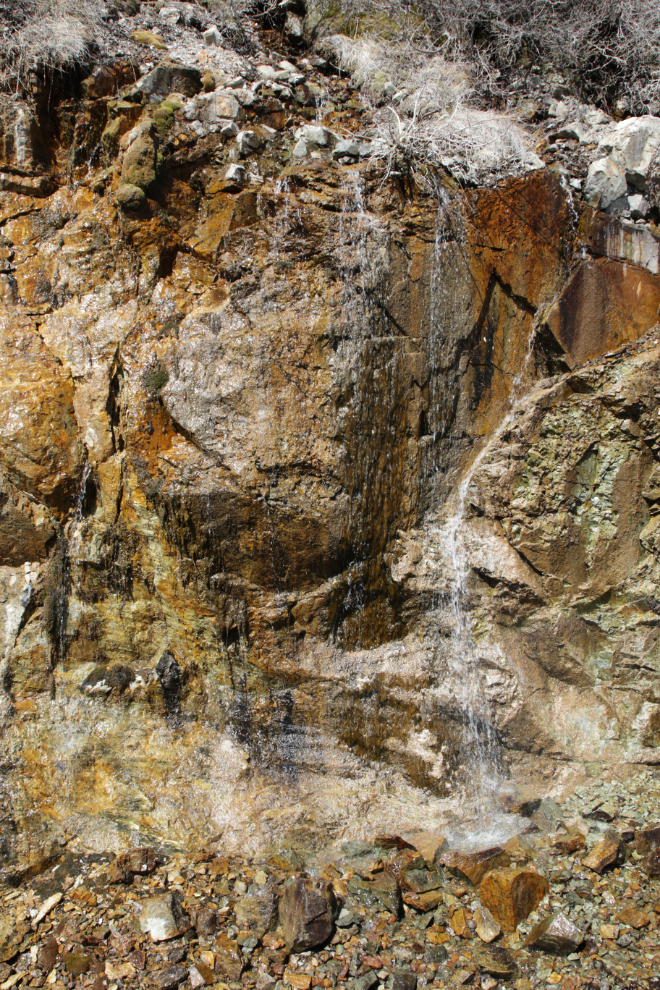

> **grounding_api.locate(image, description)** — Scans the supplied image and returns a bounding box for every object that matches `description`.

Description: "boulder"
[617,905,650,929]
[285,13,304,41]
[407,832,447,864]
[523,910,584,954]
[348,873,401,913]
[136,62,202,102]
[181,91,240,129]
[279,878,336,951]
[479,868,549,933]
[597,115,660,190]
[584,157,627,210]
[204,26,222,46]
[333,138,361,159]
[159,6,182,25]
[108,845,156,882]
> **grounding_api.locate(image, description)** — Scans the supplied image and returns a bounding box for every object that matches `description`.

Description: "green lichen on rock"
[120,122,157,191]
[152,98,181,138]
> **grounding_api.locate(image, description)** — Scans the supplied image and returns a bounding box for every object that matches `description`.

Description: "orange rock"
[479,868,549,933]
[451,907,471,938]
[402,889,443,911]
[440,847,511,887]
[285,975,312,990]
[582,836,624,874]
[617,906,649,929]
[407,831,448,864]
[426,929,450,945]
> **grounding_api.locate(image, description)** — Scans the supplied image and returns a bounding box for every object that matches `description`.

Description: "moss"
[153,105,175,138]
[143,364,169,395]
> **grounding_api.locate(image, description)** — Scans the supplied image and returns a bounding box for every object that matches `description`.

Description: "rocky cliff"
[1,0,660,880]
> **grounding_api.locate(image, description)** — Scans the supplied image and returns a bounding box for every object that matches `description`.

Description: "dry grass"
[1,0,105,92]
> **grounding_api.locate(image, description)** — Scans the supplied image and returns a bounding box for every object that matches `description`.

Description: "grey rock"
[140,896,179,942]
[285,12,304,41]
[333,139,361,159]
[154,966,188,990]
[584,156,627,209]
[523,910,584,955]
[224,163,246,184]
[159,6,182,25]
[136,61,202,101]
[204,25,222,46]
[597,114,660,190]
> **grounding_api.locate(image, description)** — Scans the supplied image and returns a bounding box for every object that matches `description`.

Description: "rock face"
[1,20,660,872]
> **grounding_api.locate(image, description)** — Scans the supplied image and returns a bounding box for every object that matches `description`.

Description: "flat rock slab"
[582,835,624,873]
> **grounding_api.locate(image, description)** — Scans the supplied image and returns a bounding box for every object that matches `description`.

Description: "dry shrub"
[317,0,660,113]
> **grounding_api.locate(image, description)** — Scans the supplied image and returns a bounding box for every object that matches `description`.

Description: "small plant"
[142,363,169,396]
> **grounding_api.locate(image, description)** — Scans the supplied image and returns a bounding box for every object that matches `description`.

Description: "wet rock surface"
[1,0,660,898]
[1,771,660,990]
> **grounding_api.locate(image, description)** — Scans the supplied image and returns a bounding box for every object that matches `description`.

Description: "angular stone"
[154,965,188,990]
[193,906,217,936]
[522,911,584,955]
[392,972,417,990]
[189,963,214,988]
[279,878,336,952]
[0,919,24,964]
[617,906,650,929]
[634,827,660,877]
[407,832,447,864]
[450,907,470,938]
[440,847,510,887]
[348,874,401,913]
[474,905,501,943]
[398,859,443,893]
[139,893,189,942]
[402,888,443,912]
[136,61,202,101]
[550,830,586,855]
[37,938,59,972]
[584,157,627,209]
[599,924,619,940]
[479,869,549,933]
[582,835,625,874]
[214,934,243,981]
[235,885,278,936]
[597,115,660,189]
[63,951,91,975]
[473,945,518,978]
